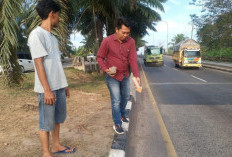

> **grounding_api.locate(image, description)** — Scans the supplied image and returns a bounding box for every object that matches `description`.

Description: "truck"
[172,39,201,68]
[144,45,164,66]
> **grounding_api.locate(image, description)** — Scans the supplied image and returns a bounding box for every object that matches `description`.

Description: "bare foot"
[52,145,75,153]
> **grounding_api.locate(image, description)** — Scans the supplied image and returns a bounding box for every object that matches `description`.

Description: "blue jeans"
[38,88,67,131]
[105,74,130,125]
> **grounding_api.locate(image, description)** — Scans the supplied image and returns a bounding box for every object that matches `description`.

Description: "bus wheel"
[180,62,184,69]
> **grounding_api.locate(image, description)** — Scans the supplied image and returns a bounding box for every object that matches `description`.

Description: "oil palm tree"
[121,0,166,43]
[72,0,123,49]
[0,0,72,86]
[73,0,166,50]
[0,0,24,86]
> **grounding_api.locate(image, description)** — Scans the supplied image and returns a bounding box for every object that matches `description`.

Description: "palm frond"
[54,0,70,56]
[0,0,24,87]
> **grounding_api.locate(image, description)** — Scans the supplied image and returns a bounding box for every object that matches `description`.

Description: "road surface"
[126,56,232,157]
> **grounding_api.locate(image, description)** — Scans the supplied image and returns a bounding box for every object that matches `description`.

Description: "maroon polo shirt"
[97,33,139,81]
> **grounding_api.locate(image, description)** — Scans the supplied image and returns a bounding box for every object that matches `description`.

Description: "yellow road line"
[140,62,178,157]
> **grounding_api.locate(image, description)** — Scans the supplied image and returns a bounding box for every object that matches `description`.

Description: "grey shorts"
[38,88,66,131]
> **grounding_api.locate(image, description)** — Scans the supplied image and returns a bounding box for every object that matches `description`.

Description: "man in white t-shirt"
[28,0,75,156]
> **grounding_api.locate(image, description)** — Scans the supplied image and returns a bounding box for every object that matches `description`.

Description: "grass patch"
[0,67,107,96]
[0,72,35,97]
[203,47,232,58]
[65,67,107,94]
[202,47,232,62]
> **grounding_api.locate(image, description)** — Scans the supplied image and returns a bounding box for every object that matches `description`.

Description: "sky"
[70,0,201,51]
[144,0,201,51]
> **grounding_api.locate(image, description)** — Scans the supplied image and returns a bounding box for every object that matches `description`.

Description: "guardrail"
[72,56,100,73]
[202,56,232,62]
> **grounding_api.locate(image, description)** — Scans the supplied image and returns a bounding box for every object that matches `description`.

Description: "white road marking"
[122,122,129,131]
[125,101,132,110]
[109,149,125,157]
[191,75,207,82]
[172,68,179,71]
[149,82,232,85]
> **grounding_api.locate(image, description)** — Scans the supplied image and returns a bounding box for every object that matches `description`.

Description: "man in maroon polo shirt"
[97,17,140,134]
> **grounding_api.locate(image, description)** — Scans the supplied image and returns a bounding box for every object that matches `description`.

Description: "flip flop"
[53,146,76,154]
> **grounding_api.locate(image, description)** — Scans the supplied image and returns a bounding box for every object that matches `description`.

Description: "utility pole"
[163,21,168,53]
[191,24,194,39]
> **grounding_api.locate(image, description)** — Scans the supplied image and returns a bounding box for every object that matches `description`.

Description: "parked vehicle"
[0,52,34,74]
[144,45,164,66]
[172,39,201,68]
[17,52,34,72]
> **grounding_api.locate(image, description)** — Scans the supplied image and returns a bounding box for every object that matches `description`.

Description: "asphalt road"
[126,56,232,157]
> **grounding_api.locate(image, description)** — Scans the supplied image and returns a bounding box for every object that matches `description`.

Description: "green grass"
[203,47,232,57]
[0,72,35,97]
[0,67,107,96]
[201,47,232,62]
[64,67,107,94]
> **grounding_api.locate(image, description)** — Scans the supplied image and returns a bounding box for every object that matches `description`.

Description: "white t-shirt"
[28,26,68,93]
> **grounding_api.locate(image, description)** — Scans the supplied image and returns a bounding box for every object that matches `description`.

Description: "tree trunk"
[97,18,103,46]
[92,7,99,51]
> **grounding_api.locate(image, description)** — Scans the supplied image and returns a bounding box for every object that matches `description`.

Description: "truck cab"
[180,49,201,67]
[173,39,202,68]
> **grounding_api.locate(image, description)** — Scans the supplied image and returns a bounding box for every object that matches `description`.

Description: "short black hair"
[116,17,131,29]
[36,0,61,20]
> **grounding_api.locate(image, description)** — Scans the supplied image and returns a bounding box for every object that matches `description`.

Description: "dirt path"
[0,69,114,157]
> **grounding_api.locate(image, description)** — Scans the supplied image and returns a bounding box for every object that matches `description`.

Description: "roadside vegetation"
[190,0,232,62]
[0,67,107,96]
[165,0,232,62]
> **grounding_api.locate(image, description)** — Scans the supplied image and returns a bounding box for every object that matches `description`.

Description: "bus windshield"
[147,48,161,55]
[185,51,200,57]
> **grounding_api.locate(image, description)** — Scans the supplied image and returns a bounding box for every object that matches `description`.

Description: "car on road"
[0,52,34,74]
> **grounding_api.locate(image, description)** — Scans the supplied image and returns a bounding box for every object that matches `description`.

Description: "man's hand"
[34,57,55,105]
[65,87,70,98]
[44,90,55,105]
[132,77,141,87]
[136,77,140,86]
[105,69,115,77]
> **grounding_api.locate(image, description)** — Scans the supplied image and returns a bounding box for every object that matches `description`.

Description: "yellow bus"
[144,45,164,66]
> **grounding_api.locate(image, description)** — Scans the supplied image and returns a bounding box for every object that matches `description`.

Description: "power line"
[183,25,192,36]
[181,24,190,34]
